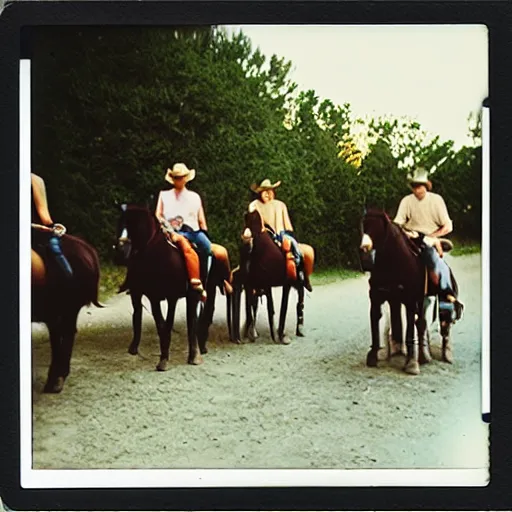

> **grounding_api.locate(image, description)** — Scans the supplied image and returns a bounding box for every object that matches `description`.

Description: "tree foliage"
[32,26,482,271]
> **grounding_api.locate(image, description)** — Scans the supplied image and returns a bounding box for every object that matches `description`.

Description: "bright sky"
[225,25,488,149]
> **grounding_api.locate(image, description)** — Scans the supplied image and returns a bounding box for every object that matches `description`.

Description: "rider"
[246,178,314,292]
[31,173,73,282]
[393,167,463,320]
[155,163,231,300]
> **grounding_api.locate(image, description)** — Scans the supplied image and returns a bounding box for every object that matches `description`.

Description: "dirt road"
[31,254,488,471]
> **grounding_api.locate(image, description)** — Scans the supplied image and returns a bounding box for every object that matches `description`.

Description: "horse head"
[243,206,266,241]
[114,204,159,265]
[360,209,391,254]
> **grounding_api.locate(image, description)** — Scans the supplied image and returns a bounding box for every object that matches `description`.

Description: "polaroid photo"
[0,1,508,510]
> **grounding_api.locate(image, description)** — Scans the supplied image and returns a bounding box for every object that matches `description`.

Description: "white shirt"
[158,189,202,231]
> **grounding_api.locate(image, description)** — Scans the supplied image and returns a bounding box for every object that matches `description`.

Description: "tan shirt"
[394,192,451,236]
[249,198,293,234]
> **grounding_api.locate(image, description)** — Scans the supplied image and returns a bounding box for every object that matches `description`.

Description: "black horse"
[114,204,231,369]
[32,233,102,393]
[360,209,434,375]
[231,208,305,345]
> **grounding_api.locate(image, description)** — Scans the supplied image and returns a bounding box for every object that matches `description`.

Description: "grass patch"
[310,267,363,286]
[98,262,126,302]
[450,242,481,257]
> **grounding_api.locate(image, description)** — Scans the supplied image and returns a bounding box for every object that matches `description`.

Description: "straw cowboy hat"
[408,167,432,191]
[165,163,196,185]
[250,178,282,194]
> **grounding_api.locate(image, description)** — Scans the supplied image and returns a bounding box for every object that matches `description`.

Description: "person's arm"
[31,173,53,226]
[155,191,165,223]
[429,196,453,237]
[282,202,294,232]
[198,202,208,231]
[393,197,409,226]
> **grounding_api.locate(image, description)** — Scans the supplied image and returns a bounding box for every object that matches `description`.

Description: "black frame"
[1,1,511,509]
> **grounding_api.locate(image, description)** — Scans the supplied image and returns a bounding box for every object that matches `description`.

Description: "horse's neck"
[131,216,159,249]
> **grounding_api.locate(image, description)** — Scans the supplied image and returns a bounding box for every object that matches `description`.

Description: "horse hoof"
[389,341,405,358]
[156,359,168,372]
[188,355,204,365]
[442,343,454,364]
[296,325,305,337]
[230,338,242,345]
[248,329,258,342]
[200,346,208,355]
[404,359,420,375]
[43,377,65,394]
[280,335,291,345]
[366,351,379,367]
[419,348,432,365]
[128,345,138,355]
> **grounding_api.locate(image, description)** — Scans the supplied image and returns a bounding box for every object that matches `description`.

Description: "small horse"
[115,204,231,369]
[32,233,102,393]
[360,209,431,375]
[231,208,305,345]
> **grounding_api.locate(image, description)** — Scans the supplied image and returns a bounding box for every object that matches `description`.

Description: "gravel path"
[31,254,487,471]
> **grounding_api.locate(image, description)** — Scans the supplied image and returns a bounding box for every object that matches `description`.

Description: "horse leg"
[246,290,259,342]
[417,300,432,365]
[226,293,233,342]
[197,284,215,354]
[439,307,454,363]
[149,298,167,371]
[403,304,420,375]
[44,316,65,393]
[367,293,383,367]
[277,285,291,345]
[128,292,143,355]
[58,305,81,383]
[186,292,203,365]
[230,272,243,343]
[388,299,405,358]
[266,289,277,342]
[296,284,305,337]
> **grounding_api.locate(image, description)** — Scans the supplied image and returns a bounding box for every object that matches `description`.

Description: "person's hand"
[52,223,66,237]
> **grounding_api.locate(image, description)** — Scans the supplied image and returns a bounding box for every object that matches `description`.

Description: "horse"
[32,232,102,393]
[231,208,305,345]
[359,209,432,375]
[114,204,231,369]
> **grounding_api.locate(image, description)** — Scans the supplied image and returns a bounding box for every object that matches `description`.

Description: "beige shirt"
[249,198,293,234]
[394,192,451,236]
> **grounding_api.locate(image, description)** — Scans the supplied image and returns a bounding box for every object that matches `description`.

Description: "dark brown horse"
[360,209,432,375]
[32,233,102,393]
[231,208,305,345]
[115,204,231,369]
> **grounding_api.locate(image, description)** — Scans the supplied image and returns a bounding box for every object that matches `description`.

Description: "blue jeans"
[279,231,301,267]
[180,230,212,256]
[422,245,454,294]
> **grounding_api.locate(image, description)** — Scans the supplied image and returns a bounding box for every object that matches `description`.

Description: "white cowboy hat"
[407,167,432,191]
[165,163,196,185]
[250,178,282,194]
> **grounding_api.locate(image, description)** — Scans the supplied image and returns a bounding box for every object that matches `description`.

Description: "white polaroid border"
[19,25,490,489]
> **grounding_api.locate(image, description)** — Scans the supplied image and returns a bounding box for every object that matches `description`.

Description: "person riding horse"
[244,178,315,292]
[31,172,73,283]
[393,168,464,327]
[155,163,232,302]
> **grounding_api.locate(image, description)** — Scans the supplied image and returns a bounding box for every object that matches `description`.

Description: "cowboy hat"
[165,163,196,185]
[408,167,432,191]
[250,178,282,194]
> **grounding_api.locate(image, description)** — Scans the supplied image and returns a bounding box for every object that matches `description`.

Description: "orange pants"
[171,235,232,294]
[298,243,314,280]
